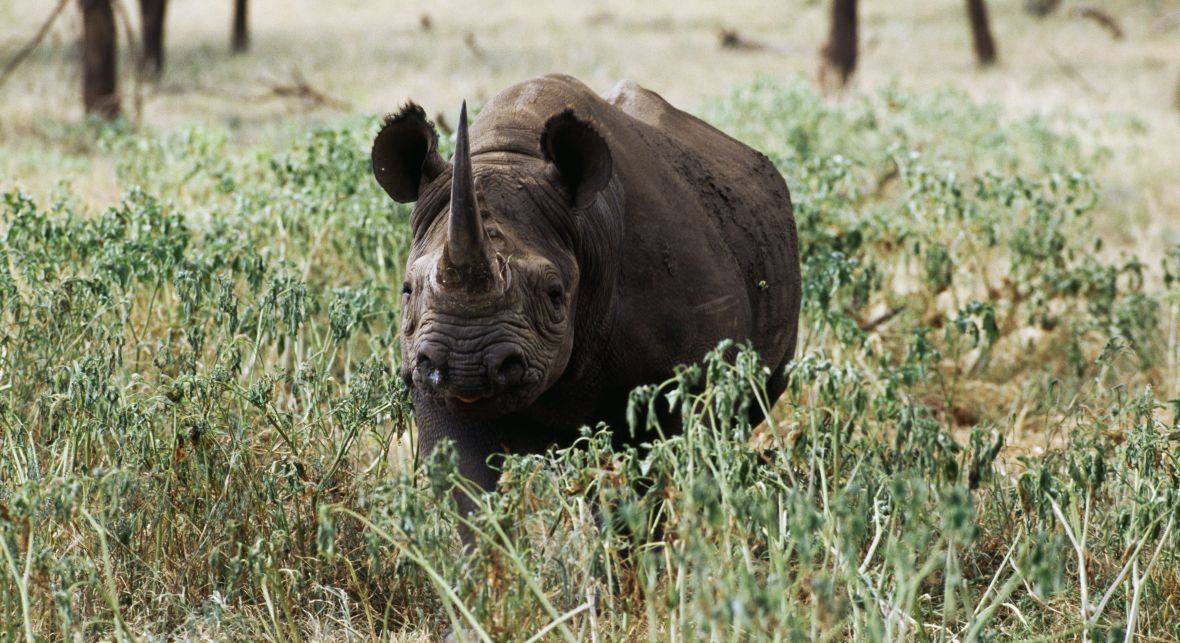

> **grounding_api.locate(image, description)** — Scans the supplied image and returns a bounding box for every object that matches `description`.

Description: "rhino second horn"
[445,101,491,278]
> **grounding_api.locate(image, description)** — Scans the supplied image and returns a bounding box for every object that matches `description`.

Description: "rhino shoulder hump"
[603,80,675,123]
[604,79,641,104]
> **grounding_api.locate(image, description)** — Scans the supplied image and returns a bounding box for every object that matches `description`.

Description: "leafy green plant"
[1,79,1176,640]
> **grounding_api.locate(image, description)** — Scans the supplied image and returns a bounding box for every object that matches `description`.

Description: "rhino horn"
[443,101,493,289]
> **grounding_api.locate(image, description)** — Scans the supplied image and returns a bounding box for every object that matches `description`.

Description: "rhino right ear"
[541,110,612,209]
[372,103,448,203]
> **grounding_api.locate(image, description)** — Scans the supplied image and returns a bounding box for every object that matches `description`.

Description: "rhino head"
[372,101,612,418]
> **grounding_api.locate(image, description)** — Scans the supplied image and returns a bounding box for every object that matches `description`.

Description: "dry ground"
[1,0,1178,223]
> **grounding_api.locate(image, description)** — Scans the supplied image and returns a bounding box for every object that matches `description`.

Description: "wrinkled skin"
[372,74,801,519]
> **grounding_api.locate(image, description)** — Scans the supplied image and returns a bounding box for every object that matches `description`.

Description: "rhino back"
[602,80,799,388]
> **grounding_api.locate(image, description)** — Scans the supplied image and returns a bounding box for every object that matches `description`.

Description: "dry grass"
[1,0,1178,225]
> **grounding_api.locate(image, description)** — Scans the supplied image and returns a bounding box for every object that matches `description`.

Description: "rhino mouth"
[407,352,547,417]
[432,379,544,417]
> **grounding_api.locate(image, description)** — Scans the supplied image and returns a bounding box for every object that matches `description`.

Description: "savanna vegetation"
[0,77,1176,641]
[2,0,1178,640]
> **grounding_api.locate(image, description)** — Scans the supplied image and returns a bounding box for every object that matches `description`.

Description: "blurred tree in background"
[138,0,167,78]
[820,0,998,88]
[80,0,120,118]
[966,0,998,64]
[819,0,857,89]
[70,0,250,118]
[232,0,250,53]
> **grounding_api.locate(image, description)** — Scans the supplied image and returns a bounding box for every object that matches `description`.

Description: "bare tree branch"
[1073,6,1125,40]
[1047,48,1099,96]
[717,28,794,55]
[0,0,71,92]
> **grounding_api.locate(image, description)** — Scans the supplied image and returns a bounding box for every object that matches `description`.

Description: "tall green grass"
[1,79,1177,640]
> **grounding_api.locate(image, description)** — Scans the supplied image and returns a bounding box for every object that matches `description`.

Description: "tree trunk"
[80,0,120,119]
[819,0,858,88]
[1173,71,1180,113]
[231,0,249,53]
[966,0,998,66]
[138,0,167,78]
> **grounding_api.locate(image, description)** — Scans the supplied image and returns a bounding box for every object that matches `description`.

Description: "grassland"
[1,0,1179,640]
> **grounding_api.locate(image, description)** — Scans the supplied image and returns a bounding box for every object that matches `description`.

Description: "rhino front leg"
[412,392,506,531]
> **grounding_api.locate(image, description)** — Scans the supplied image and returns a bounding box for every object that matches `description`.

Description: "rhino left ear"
[541,110,612,209]
[372,102,448,203]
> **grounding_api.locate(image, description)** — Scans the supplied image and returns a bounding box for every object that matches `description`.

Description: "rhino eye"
[546,285,564,308]
[402,282,412,298]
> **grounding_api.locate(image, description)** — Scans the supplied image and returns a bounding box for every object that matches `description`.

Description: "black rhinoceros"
[371,74,800,512]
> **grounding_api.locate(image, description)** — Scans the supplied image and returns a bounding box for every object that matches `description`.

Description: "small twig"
[858,498,886,573]
[435,111,452,136]
[524,601,593,643]
[266,81,352,111]
[1023,0,1061,18]
[1046,48,1100,96]
[717,27,794,55]
[153,72,352,111]
[1049,496,1088,641]
[719,28,766,51]
[0,0,70,92]
[1150,11,1180,34]
[463,32,487,60]
[1088,511,1172,626]
[869,164,900,198]
[859,305,907,333]
[1124,516,1173,640]
[1073,6,1125,40]
[965,538,1020,626]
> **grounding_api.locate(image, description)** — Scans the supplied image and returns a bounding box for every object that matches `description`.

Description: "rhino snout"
[409,340,531,403]
[411,341,448,388]
[487,345,527,389]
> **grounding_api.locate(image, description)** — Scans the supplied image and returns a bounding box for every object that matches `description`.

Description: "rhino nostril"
[414,345,449,389]
[494,352,526,386]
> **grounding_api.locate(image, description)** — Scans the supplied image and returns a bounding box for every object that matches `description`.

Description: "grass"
[0,76,1177,640]
[1,0,1179,640]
